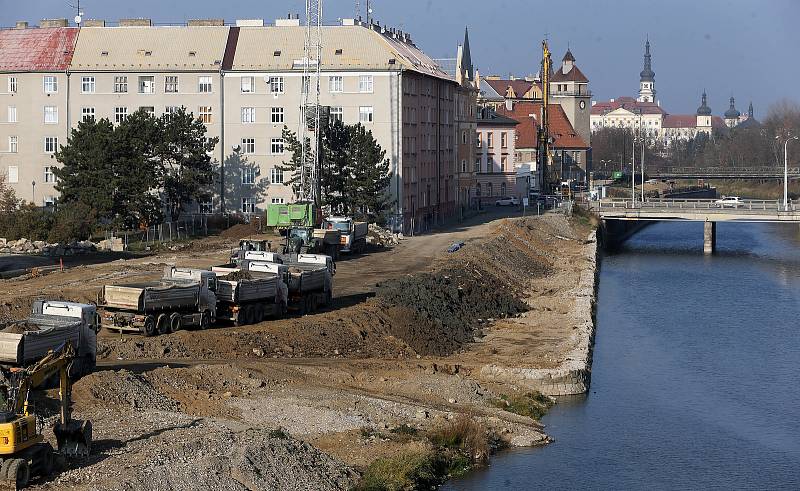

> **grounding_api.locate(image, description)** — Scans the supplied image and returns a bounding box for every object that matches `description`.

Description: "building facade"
[475,107,518,202]
[0,17,463,234]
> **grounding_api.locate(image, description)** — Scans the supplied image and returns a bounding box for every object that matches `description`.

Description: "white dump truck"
[0,300,98,378]
[99,266,218,336]
[210,262,288,326]
[323,217,368,254]
[276,254,334,314]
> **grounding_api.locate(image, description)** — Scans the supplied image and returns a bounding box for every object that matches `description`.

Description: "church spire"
[637,38,656,103]
[462,26,473,79]
[748,101,754,118]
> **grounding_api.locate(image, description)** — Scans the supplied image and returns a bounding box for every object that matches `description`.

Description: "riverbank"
[0,211,598,490]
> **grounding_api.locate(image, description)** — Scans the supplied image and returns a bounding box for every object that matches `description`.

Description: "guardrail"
[588,198,799,213]
[651,167,800,178]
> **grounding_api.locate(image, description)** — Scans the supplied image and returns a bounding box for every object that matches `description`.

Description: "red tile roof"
[662,115,696,128]
[591,97,666,116]
[498,101,588,149]
[0,27,78,71]
[485,79,535,99]
[550,64,588,83]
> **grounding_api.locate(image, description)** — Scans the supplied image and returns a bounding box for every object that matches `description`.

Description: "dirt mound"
[73,369,179,412]
[221,270,253,281]
[221,223,260,240]
[0,321,40,333]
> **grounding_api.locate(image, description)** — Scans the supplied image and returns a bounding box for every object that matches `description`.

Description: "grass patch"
[389,424,418,436]
[428,414,489,465]
[268,427,290,439]
[354,451,447,491]
[491,391,555,420]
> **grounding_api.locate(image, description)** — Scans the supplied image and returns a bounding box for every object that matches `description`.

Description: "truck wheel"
[156,313,170,335]
[169,312,182,332]
[143,316,157,337]
[7,459,29,489]
[325,289,333,306]
[200,311,211,330]
[254,304,265,323]
[235,309,247,327]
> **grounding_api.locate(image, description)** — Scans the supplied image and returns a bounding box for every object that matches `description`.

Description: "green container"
[612,171,623,180]
[266,203,319,229]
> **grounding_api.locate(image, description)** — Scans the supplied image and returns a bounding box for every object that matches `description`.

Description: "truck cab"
[323,217,367,254]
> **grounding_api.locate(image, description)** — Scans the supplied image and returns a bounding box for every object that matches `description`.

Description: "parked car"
[715,196,743,208]
[495,196,520,206]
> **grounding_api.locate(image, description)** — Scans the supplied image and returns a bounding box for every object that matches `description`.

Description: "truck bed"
[0,314,83,365]
[102,281,199,312]
[217,276,280,304]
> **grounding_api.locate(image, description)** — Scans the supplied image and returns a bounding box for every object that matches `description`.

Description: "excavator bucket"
[53,419,92,459]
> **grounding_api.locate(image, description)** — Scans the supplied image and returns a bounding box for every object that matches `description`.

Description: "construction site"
[0,206,597,490]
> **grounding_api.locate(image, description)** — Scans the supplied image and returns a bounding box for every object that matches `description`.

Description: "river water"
[444,221,800,490]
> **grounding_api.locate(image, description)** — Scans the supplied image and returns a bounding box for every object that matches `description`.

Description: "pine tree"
[346,124,392,221]
[321,119,350,212]
[156,107,218,221]
[277,126,312,200]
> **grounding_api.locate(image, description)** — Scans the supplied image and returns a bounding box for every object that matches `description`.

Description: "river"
[444,221,800,490]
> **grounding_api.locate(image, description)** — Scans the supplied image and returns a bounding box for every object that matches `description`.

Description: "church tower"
[696,91,712,134]
[638,39,656,103]
[724,96,741,128]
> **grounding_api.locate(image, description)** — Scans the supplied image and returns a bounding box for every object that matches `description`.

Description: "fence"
[104,214,238,250]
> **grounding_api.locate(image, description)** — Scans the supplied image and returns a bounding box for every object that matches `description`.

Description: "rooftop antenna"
[68,0,84,25]
[366,0,373,24]
[355,0,361,19]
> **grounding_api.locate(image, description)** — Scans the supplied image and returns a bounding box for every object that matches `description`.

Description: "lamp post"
[777,135,798,211]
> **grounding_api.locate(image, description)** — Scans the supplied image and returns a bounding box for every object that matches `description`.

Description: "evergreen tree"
[156,107,218,220]
[346,124,392,221]
[277,126,312,200]
[320,119,351,212]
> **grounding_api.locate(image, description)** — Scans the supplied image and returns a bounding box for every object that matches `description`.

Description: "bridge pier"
[704,221,716,255]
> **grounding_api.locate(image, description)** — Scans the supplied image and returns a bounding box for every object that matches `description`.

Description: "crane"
[298,0,324,206]
[538,39,553,194]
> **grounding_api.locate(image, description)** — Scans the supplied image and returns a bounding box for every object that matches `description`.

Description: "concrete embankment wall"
[480,231,599,396]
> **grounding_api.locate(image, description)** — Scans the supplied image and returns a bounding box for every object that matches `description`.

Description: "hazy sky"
[3,0,798,118]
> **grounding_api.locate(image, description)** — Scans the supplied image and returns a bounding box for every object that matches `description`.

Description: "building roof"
[591,97,666,116]
[736,116,761,129]
[550,64,588,83]
[477,107,519,126]
[70,26,231,70]
[724,96,741,119]
[640,40,655,82]
[498,101,588,149]
[478,78,504,101]
[696,91,712,116]
[562,49,575,62]
[0,27,78,71]
[662,114,697,128]
[484,79,535,99]
[231,25,452,80]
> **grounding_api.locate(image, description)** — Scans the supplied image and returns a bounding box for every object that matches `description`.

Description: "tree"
[320,119,351,212]
[0,173,17,214]
[156,107,218,221]
[277,125,312,199]
[346,123,392,221]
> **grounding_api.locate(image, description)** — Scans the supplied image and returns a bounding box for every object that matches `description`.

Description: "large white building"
[590,40,727,145]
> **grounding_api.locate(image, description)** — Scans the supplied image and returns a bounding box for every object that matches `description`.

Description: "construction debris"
[367,224,403,248]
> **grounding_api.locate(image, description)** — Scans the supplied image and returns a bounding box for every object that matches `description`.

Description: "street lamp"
[777,135,798,211]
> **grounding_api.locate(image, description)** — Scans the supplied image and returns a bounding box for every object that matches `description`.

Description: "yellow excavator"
[0,342,92,489]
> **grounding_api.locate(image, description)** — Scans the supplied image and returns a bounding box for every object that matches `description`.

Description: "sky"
[2,0,798,119]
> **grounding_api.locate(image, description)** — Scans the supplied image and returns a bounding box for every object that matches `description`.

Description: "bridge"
[649,167,800,180]
[588,198,800,254]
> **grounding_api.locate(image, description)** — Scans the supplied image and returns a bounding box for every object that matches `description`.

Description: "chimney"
[236,19,264,27]
[83,19,105,27]
[40,18,68,28]
[275,17,301,27]
[341,18,355,26]
[188,19,224,26]
[15,21,28,29]
[119,18,152,27]
[505,99,513,111]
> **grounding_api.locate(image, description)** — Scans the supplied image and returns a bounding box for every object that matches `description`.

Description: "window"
[462,131,467,145]
[7,166,18,183]
[359,106,374,123]
[271,197,285,204]
[138,76,155,94]
[241,76,254,93]
[198,199,213,215]
[140,106,155,115]
[43,76,58,93]
[241,107,256,124]
[44,196,56,207]
[269,77,284,94]
[81,107,95,122]
[198,106,212,124]
[241,138,255,155]
[81,76,95,93]
[501,132,508,148]
[474,158,481,173]
[114,76,128,93]
[241,197,256,214]
[44,137,58,153]
[301,76,310,95]
[44,106,58,124]
[270,168,284,184]
[271,107,284,124]
[7,77,17,94]
[359,75,373,93]
[164,106,180,119]
[44,166,56,183]
[461,159,467,173]
[114,107,128,124]
[198,76,213,93]
[487,133,494,148]
[329,76,343,93]
[8,136,17,153]
[242,167,256,185]
[271,138,284,154]
[165,76,179,93]
[7,106,16,123]
[501,156,507,171]
[476,134,482,148]
[330,106,343,123]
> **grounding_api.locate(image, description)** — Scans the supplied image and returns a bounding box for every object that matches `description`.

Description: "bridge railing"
[588,198,797,212]
[651,166,800,178]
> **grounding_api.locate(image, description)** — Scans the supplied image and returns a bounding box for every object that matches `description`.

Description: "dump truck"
[323,217,368,254]
[0,300,98,379]
[210,264,288,326]
[277,254,334,315]
[230,239,273,262]
[99,266,218,336]
[283,227,341,259]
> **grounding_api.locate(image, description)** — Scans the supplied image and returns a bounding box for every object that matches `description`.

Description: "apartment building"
[1,17,460,234]
[475,107,518,202]
[0,22,78,206]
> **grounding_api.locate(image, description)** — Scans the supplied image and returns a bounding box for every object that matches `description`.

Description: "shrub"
[268,427,289,439]
[48,202,98,243]
[428,415,489,464]
[355,451,447,491]
[491,391,555,420]
[0,203,53,241]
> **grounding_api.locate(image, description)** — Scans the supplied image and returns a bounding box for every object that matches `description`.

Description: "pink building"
[475,107,518,202]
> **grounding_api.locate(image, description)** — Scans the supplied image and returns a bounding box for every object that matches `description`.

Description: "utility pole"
[538,39,552,194]
[779,135,798,211]
[299,0,323,206]
[640,113,645,203]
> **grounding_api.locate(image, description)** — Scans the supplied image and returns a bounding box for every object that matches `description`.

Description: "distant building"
[475,107,518,202]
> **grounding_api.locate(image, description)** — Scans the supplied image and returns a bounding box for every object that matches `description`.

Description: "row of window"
[476,132,509,148]
[239,166,285,185]
[239,138,285,156]
[6,136,59,154]
[4,74,378,96]
[4,165,57,184]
